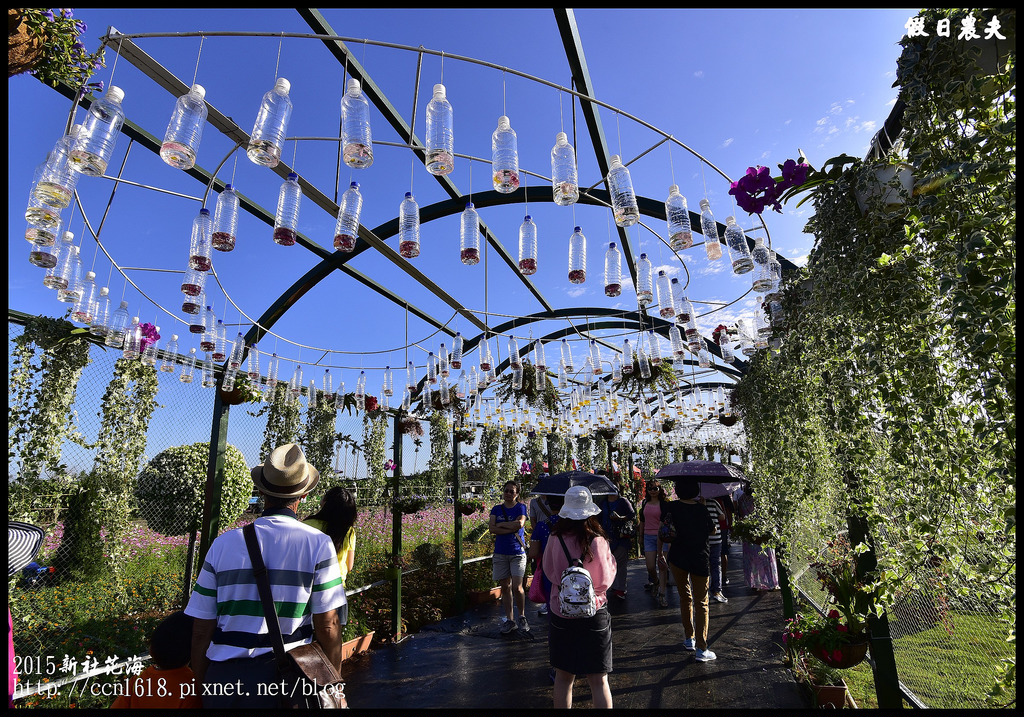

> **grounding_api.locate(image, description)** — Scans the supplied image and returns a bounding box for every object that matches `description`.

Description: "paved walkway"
[339,545,807,709]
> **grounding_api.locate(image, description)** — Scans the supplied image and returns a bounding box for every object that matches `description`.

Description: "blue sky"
[8,8,917,470]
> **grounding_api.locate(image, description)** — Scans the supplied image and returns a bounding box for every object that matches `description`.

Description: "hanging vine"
[9,313,92,481]
[498,428,519,491]
[426,411,452,491]
[361,412,387,501]
[255,383,302,460]
[478,425,501,487]
[301,389,337,481]
[575,435,593,472]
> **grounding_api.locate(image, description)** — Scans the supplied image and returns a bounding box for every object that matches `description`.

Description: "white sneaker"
[695,648,718,662]
[682,637,696,651]
[712,592,729,603]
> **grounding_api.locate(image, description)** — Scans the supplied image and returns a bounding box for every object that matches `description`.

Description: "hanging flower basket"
[595,427,618,441]
[9,10,44,78]
[854,163,916,216]
[812,638,869,669]
[456,498,485,516]
[453,426,476,445]
[392,495,428,515]
[660,418,676,434]
[399,415,424,437]
[719,412,738,427]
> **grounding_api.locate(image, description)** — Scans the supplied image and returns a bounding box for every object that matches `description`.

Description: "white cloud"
[693,70,704,79]
[722,137,734,148]
[566,287,587,298]
[696,261,728,277]
[654,263,681,277]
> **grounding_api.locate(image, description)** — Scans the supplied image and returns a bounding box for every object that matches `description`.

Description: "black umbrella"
[529,471,618,497]
[654,460,747,483]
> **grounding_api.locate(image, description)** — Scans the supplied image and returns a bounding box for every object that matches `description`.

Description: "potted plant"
[391,495,428,515]
[795,654,849,709]
[453,425,476,445]
[399,413,424,437]
[219,373,262,406]
[9,8,105,85]
[456,497,486,516]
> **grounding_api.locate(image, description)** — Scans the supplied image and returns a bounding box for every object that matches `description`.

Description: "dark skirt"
[548,606,613,675]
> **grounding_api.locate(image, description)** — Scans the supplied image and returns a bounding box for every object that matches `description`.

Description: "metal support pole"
[391,414,403,642]
[453,431,464,614]
[197,393,230,568]
[845,470,902,709]
[547,432,556,474]
[775,546,795,620]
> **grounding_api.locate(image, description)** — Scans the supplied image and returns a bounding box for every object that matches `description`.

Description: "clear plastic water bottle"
[201,353,216,388]
[70,86,126,176]
[765,250,783,301]
[266,353,280,388]
[189,208,213,271]
[590,340,603,375]
[161,334,179,373]
[381,366,393,396]
[291,365,306,402]
[141,326,160,367]
[212,184,239,252]
[247,346,261,381]
[534,340,546,372]
[460,202,480,265]
[123,317,142,359]
[750,236,773,292]
[334,181,362,252]
[180,348,197,383]
[229,332,245,369]
[724,216,754,274]
[561,338,573,372]
[28,239,58,269]
[391,192,421,260]
[656,270,675,318]
[341,78,373,169]
[636,253,654,306]
[71,271,97,324]
[518,215,537,275]
[160,84,208,170]
[427,352,437,384]
[607,155,639,228]
[247,78,292,167]
[568,226,586,284]
[90,287,111,337]
[425,83,454,176]
[32,124,83,213]
[604,242,622,297]
[451,333,464,370]
[200,305,216,352]
[508,336,521,369]
[185,290,205,326]
[181,266,206,298]
[666,185,692,250]
[56,245,81,301]
[26,222,61,249]
[307,379,317,408]
[678,295,698,339]
[212,320,227,362]
[699,199,723,261]
[670,325,686,358]
[25,165,63,230]
[551,131,579,206]
[717,332,735,364]
[621,338,633,374]
[491,115,519,193]
[274,173,302,246]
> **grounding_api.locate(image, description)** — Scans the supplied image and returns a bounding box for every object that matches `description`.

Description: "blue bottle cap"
[574,226,582,233]
[225,184,234,191]
[287,173,298,180]
[200,208,210,215]
[466,202,474,209]
[405,192,412,198]
[609,242,616,248]
[350,181,359,189]
[524,215,532,221]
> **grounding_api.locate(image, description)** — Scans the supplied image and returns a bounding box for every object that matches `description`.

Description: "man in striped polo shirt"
[705,492,728,604]
[186,443,347,708]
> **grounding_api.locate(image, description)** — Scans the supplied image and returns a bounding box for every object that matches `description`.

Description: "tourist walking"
[542,486,616,709]
[489,480,529,633]
[705,495,728,603]
[712,494,734,589]
[528,495,563,616]
[735,486,780,590]
[661,478,719,662]
[304,486,358,597]
[184,443,346,708]
[639,479,670,606]
[605,479,636,599]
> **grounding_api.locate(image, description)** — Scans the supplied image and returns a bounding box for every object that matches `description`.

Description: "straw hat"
[9,521,45,576]
[251,443,320,499]
[559,486,601,520]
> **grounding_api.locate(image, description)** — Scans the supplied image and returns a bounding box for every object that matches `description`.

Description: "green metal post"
[391,414,403,642]
[547,432,556,474]
[775,546,795,620]
[197,393,231,569]
[606,441,614,476]
[453,431,464,614]
[845,470,902,709]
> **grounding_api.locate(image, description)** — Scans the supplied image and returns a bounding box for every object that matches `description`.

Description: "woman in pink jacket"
[542,486,617,709]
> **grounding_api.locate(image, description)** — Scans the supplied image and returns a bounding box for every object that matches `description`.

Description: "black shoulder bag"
[243,522,348,709]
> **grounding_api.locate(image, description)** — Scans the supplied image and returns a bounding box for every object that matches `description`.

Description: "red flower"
[364,395,378,412]
[828,609,840,619]
[837,623,848,633]
[832,649,843,662]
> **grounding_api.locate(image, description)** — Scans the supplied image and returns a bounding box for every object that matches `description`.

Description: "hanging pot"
[812,638,869,669]
[9,9,44,78]
[218,386,245,406]
[855,164,915,215]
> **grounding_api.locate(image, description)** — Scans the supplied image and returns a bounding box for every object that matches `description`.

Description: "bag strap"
[243,522,289,669]
[557,535,579,567]
[535,497,552,519]
[503,504,528,552]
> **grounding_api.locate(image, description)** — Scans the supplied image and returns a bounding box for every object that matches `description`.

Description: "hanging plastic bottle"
[438,374,451,406]
[70,86,126,177]
[26,222,62,250]
[670,325,686,358]
[28,239,59,269]
[221,367,237,393]
[181,286,203,319]
[723,216,754,274]
[406,360,417,394]
[589,340,603,375]
[491,115,519,193]
[557,361,568,389]
[160,334,179,373]
[637,343,651,379]
[680,295,698,339]
[433,346,447,379]
[621,338,633,375]
[424,83,454,176]
[56,246,82,303]
[266,353,280,388]
[25,163,62,229]
[656,270,674,318]
[248,78,292,167]
[328,180,364,253]
[141,326,160,367]
[90,287,111,337]
[717,331,735,364]
[698,344,711,368]
[274,173,302,246]
[479,337,492,372]
[751,236,773,292]
[42,232,73,288]
[459,202,480,265]
[534,341,546,373]
[604,242,621,297]
[427,351,437,384]
[515,215,538,275]
[201,353,216,388]
[560,338,573,372]
[355,370,366,409]
[186,208,213,271]
[381,366,393,397]
[228,332,244,370]
[769,299,786,329]
[200,306,217,352]
[665,185,692,250]
[611,353,622,382]
[647,329,662,365]
[607,155,639,228]
[568,226,586,284]
[636,253,654,306]
[291,365,306,402]
[550,131,578,206]
[180,347,197,383]
[699,199,723,261]
[160,84,208,170]
[341,78,373,169]
[71,271,97,324]
[398,192,420,258]
[247,346,261,381]
[467,367,478,397]
[306,379,317,409]
[765,250,783,301]
[123,317,142,359]
[211,184,239,252]
[451,333,464,369]
[212,320,228,362]
[32,124,83,213]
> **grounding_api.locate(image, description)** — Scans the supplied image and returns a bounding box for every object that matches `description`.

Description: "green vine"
[427,411,452,491]
[301,389,338,483]
[255,383,302,460]
[478,426,501,488]
[575,435,593,472]
[498,429,519,491]
[361,412,387,501]
[494,361,560,412]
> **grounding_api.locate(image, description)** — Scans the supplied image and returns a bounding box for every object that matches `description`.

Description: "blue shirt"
[490,502,528,555]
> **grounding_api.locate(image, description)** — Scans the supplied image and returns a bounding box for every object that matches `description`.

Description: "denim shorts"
[643,534,666,553]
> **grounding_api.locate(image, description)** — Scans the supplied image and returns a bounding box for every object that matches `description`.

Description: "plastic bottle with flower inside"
[247,78,292,167]
[341,78,373,168]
